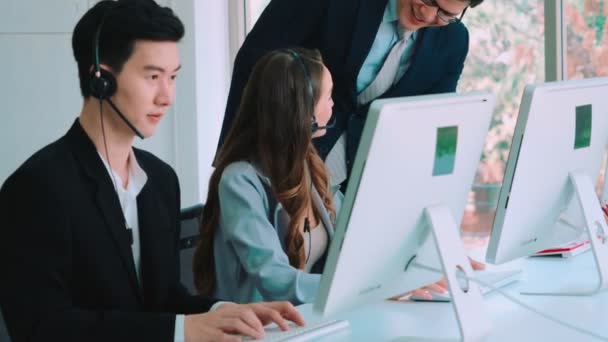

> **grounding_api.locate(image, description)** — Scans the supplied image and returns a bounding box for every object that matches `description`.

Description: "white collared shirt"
[98,150,147,284]
[98,151,189,341]
[98,150,225,341]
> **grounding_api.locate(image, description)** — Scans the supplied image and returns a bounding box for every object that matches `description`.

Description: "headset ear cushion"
[89,68,117,100]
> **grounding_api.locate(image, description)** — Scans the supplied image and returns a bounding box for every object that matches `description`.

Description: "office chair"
[179,203,204,294]
[0,307,10,342]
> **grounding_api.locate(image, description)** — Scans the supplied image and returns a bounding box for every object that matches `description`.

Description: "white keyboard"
[410,269,523,302]
[241,319,349,341]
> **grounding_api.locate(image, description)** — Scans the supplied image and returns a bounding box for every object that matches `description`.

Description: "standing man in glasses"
[218,0,484,187]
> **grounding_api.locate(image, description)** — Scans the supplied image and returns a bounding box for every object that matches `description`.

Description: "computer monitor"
[314,92,495,341]
[486,77,608,296]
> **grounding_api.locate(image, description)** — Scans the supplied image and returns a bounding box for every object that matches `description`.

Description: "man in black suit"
[0,1,303,341]
[218,0,484,185]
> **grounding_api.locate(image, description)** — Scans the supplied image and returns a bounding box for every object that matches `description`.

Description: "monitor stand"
[521,170,608,296]
[397,204,491,342]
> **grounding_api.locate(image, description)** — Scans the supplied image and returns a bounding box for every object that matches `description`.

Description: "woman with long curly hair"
[193,48,341,304]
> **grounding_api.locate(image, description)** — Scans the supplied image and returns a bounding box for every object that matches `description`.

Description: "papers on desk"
[532,239,590,258]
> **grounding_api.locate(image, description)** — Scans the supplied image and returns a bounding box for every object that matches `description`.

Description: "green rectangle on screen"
[574,104,592,149]
[433,126,458,176]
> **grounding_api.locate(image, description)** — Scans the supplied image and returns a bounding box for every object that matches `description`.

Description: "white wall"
[0,0,231,207]
[192,1,231,205]
[1,0,88,187]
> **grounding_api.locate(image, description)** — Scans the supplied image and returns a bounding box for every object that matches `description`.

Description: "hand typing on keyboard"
[389,257,486,301]
[408,269,523,302]
[184,301,305,342]
[241,320,349,341]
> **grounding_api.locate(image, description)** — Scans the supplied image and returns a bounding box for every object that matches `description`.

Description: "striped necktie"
[358,26,412,105]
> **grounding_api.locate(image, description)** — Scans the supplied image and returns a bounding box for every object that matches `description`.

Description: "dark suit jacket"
[219,0,470,171]
[0,121,216,342]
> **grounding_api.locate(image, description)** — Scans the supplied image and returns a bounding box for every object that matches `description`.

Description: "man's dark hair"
[72,0,185,97]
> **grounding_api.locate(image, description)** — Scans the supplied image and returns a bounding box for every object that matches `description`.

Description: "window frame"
[544,0,567,81]
[231,0,570,82]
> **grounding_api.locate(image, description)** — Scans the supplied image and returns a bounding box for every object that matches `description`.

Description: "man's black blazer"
[219,0,470,169]
[0,121,216,342]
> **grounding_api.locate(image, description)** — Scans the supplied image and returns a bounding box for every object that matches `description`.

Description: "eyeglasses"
[419,0,468,24]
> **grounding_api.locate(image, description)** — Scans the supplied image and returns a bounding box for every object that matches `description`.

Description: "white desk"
[297,251,608,341]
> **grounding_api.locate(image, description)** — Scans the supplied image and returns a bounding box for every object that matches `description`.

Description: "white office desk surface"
[297,251,608,341]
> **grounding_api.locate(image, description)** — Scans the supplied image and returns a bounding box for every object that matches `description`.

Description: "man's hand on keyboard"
[245,301,306,331]
[184,301,305,342]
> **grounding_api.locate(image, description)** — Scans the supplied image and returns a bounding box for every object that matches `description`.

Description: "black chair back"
[179,203,204,294]
[0,308,10,342]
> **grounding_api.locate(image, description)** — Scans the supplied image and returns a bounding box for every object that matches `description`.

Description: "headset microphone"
[105,98,145,139]
[311,115,336,134]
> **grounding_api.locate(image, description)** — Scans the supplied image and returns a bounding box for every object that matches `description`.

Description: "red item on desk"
[535,240,590,256]
[535,203,606,257]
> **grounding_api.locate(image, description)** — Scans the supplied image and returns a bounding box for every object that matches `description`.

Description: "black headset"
[286,49,334,134]
[90,3,144,139]
[90,3,141,247]
[287,49,339,266]
[89,13,115,100]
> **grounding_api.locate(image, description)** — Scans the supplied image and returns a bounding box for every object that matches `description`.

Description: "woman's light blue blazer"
[211,161,343,304]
